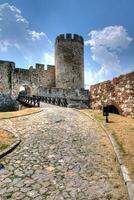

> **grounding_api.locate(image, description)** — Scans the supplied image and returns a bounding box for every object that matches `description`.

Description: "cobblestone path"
[0,104,128,200]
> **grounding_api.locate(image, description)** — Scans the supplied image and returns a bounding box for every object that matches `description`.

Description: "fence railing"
[17,95,40,107]
[17,95,68,107]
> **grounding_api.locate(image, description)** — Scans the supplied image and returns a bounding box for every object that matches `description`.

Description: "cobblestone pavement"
[0,104,128,200]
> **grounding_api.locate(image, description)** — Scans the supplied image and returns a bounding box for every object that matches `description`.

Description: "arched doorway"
[108,105,120,114]
[106,100,122,115]
[19,85,31,96]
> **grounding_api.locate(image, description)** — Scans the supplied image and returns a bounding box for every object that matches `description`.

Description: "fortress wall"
[13,68,35,96]
[0,61,18,111]
[51,88,77,97]
[38,87,89,101]
[38,65,55,88]
[0,60,14,94]
[12,64,55,96]
[90,72,134,117]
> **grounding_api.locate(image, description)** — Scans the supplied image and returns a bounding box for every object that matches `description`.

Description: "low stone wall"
[37,87,89,108]
[90,72,134,117]
[38,87,89,97]
[0,94,19,112]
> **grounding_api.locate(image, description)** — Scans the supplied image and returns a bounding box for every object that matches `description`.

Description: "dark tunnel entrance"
[107,105,120,114]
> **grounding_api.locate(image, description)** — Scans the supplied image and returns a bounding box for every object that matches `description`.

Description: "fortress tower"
[55,33,84,89]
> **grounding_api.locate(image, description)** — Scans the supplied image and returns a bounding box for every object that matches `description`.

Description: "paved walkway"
[0,104,128,200]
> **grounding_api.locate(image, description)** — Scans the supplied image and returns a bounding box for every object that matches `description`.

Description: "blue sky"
[0,0,134,87]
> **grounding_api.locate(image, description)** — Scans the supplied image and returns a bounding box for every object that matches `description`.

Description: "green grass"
[94,113,104,121]
[81,109,104,121]
[91,112,127,156]
[0,143,9,151]
[111,131,127,156]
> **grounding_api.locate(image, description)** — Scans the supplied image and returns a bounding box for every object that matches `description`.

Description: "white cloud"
[85,26,132,49]
[28,30,46,41]
[0,3,52,66]
[42,52,54,66]
[85,26,133,85]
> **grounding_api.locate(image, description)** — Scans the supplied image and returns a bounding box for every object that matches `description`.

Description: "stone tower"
[55,33,84,89]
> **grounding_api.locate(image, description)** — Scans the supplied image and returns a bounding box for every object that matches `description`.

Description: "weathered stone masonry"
[0,61,17,111]
[55,34,84,89]
[90,72,134,117]
[13,64,55,97]
[0,34,88,111]
[0,60,55,111]
[0,33,133,116]
[0,60,14,94]
[0,34,84,96]
[0,61,55,97]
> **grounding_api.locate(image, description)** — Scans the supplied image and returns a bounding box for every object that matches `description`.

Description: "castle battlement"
[55,33,83,44]
[0,60,15,70]
[35,63,44,71]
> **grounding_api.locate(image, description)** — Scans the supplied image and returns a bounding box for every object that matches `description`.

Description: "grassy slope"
[80,109,134,180]
[0,129,15,152]
[0,107,42,119]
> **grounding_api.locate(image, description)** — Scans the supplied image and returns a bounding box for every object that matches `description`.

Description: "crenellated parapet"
[55,33,84,44]
[29,64,55,72]
[35,63,45,71]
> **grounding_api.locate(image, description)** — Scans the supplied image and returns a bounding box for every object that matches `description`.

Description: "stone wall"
[0,60,14,94]
[38,86,89,99]
[55,33,84,89]
[36,64,55,89]
[13,64,55,96]
[90,72,134,117]
[0,61,56,97]
[37,87,89,108]
[0,94,19,112]
[0,61,19,111]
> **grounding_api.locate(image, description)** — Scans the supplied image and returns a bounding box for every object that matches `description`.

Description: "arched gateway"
[107,101,122,115]
[19,85,32,96]
[105,105,120,115]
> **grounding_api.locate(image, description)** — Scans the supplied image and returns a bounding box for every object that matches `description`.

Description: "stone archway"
[107,105,119,114]
[107,101,122,115]
[19,85,32,96]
